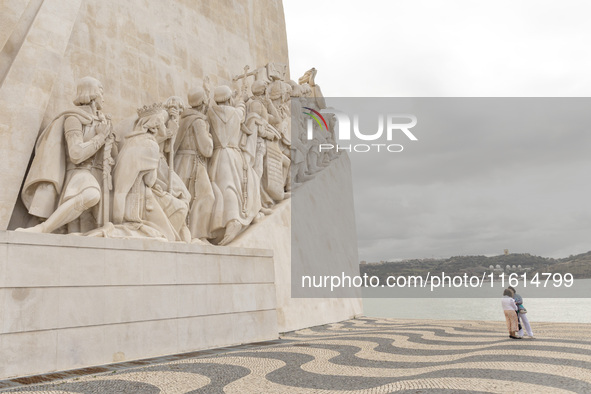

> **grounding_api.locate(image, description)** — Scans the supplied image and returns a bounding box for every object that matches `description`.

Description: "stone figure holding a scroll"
[19,77,116,234]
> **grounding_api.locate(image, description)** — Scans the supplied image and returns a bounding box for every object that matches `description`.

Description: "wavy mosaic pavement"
[3,318,591,393]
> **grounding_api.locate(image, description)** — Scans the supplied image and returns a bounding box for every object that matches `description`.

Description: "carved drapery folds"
[16,64,339,244]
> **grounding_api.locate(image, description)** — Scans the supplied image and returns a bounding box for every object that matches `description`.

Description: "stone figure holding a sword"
[19,76,116,234]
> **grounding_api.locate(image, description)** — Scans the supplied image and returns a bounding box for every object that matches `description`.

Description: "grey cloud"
[285,1,591,262]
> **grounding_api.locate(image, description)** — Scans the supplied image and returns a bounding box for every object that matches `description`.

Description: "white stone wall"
[233,154,364,332]
[0,231,277,379]
[44,0,289,124]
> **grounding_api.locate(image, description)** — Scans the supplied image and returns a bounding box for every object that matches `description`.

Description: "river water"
[362,278,591,323]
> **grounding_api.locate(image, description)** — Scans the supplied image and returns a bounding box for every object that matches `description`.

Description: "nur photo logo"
[303,105,418,153]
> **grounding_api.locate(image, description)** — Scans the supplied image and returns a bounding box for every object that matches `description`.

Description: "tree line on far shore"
[360,251,591,280]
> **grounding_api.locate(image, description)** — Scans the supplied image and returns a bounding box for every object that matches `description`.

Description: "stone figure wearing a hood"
[174,87,215,243]
[207,85,261,245]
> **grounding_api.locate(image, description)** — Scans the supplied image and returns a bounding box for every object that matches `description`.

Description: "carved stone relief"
[16,65,339,244]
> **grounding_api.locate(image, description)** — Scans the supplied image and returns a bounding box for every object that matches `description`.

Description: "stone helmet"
[187,87,207,107]
[214,85,232,103]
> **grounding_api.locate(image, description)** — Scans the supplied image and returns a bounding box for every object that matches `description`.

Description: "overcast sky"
[284,1,591,262]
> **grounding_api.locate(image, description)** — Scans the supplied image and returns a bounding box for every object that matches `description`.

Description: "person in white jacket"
[502,289,521,339]
[509,286,534,338]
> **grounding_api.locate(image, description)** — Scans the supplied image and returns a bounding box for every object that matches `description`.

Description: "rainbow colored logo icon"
[303,107,329,131]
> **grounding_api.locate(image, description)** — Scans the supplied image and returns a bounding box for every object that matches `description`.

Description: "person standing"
[502,289,521,339]
[508,286,534,338]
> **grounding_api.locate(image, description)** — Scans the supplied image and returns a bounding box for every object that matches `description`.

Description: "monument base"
[0,231,277,379]
[233,153,364,332]
[0,154,363,379]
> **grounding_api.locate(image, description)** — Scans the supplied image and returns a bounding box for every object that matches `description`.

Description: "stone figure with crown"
[90,102,191,241]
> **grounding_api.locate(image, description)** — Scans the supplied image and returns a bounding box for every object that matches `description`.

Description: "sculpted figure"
[153,97,192,242]
[325,110,340,161]
[207,85,260,245]
[298,67,326,110]
[106,104,190,242]
[242,81,281,213]
[288,82,313,186]
[299,68,339,166]
[299,83,329,174]
[267,81,292,195]
[174,87,215,243]
[243,81,276,172]
[19,77,116,233]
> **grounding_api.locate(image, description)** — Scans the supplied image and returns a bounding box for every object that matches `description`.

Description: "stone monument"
[0,0,362,379]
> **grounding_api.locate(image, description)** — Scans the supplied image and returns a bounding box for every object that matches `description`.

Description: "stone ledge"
[0,230,274,257]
